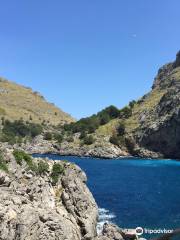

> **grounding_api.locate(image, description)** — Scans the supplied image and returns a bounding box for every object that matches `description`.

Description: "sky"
[0,0,180,119]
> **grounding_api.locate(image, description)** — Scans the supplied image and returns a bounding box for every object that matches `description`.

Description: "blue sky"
[0,0,180,119]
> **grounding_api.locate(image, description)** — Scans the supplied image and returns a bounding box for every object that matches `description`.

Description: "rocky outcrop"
[0,148,98,240]
[0,148,139,240]
[135,51,180,159]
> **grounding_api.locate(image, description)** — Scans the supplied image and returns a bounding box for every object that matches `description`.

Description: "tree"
[129,100,136,109]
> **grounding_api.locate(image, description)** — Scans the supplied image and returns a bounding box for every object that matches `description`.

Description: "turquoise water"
[33,154,180,239]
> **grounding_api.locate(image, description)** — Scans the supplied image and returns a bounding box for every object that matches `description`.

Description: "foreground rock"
[0,148,98,240]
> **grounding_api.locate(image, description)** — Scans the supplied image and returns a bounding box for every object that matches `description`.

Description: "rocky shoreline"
[23,139,163,160]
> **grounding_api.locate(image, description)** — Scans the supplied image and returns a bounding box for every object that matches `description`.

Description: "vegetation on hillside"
[51,163,64,185]
[13,150,38,171]
[63,104,135,136]
[0,151,8,172]
[13,150,50,175]
[0,119,43,145]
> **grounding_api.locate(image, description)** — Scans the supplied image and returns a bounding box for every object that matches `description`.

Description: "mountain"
[133,51,180,158]
[1,52,180,160]
[43,51,180,159]
[0,78,74,125]
[95,50,180,159]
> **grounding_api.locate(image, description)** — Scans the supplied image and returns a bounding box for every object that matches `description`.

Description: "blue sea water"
[33,154,180,239]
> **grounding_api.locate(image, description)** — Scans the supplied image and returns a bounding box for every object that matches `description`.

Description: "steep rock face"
[135,51,180,158]
[0,148,98,240]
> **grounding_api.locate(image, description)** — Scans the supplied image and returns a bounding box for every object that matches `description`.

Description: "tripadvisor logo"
[135,226,173,238]
[135,227,144,236]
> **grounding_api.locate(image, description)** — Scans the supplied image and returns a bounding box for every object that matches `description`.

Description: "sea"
[33,154,180,239]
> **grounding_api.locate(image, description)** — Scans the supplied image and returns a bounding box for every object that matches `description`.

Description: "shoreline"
[32,151,180,162]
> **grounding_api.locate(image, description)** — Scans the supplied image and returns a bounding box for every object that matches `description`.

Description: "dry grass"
[0,78,74,125]
[96,88,166,136]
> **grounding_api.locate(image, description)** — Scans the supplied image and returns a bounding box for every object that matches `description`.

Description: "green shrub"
[13,150,25,165]
[109,135,120,146]
[79,131,86,139]
[44,132,53,140]
[125,137,136,154]
[0,152,8,172]
[117,122,126,136]
[99,113,110,125]
[37,160,49,175]
[83,135,95,145]
[98,105,119,119]
[109,135,125,147]
[66,136,74,142]
[0,133,16,145]
[54,133,63,143]
[119,107,132,119]
[13,150,37,171]
[3,120,43,139]
[51,163,64,185]
[29,123,43,137]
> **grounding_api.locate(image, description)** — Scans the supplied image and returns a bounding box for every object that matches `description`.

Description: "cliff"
[134,51,180,158]
[0,148,98,240]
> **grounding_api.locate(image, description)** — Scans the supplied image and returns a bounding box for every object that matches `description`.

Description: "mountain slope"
[98,51,180,158]
[0,78,74,125]
[53,51,180,159]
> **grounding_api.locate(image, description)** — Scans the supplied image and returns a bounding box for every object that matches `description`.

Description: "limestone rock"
[0,150,98,240]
